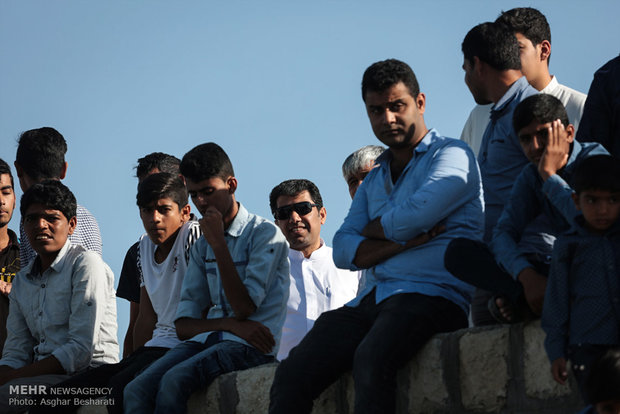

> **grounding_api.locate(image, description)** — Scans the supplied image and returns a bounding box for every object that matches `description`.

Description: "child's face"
[23,203,76,262]
[573,189,620,234]
[517,118,574,165]
[140,197,190,245]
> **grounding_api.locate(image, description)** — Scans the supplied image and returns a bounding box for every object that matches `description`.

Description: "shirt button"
[41,284,46,288]
[40,338,45,343]
[38,311,43,316]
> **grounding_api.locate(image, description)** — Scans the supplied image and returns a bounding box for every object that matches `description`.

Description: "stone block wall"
[78,321,585,414]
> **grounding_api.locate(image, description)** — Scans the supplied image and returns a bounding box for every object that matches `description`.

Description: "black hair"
[180,142,235,183]
[513,94,569,134]
[16,127,68,181]
[20,180,77,221]
[0,158,14,188]
[361,59,420,102]
[137,172,188,210]
[585,348,620,404]
[269,179,324,216]
[135,152,181,180]
[496,7,551,65]
[462,22,521,71]
[571,155,620,195]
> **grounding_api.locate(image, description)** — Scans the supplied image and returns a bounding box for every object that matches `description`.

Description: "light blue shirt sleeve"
[175,239,212,321]
[52,252,114,374]
[381,143,478,243]
[243,222,290,309]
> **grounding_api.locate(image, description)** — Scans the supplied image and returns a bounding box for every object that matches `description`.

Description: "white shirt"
[540,75,586,133]
[1,241,118,374]
[460,103,492,156]
[278,241,360,360]
[139,220,200,348]
[461,76,587,155]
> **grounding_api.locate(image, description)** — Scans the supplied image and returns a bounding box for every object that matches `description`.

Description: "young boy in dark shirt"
[542,154,620,402]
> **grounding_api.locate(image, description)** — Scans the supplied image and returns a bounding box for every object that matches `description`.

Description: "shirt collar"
[540,75,559,94]
[566,139,582,167]
[375,128,439,167]
[288,238,326,260]
[26,239,72,279]
[6,229,19,249]
[225,203,249,238]
[492,76,530,115]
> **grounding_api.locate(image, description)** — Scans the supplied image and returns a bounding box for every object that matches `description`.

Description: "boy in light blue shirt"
[124,143,289,414]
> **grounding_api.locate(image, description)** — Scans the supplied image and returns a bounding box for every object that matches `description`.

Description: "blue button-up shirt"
[491,141,608,278]
[175,203,290,357]
[333,129,484,313]
[477,76,538,240]
[542,218,620,362]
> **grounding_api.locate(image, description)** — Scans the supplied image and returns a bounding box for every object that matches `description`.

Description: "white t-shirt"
[540,76,586,133]
[278,241,360,360]
[139,220,201,348]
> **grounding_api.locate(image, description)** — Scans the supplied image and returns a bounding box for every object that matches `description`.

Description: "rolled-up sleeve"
[242,223,289,308]
[381,143,477,243]
[176,239,212,320]
[52,252,109,374]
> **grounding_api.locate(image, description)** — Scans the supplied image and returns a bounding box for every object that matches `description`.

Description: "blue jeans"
[124,335,273,414]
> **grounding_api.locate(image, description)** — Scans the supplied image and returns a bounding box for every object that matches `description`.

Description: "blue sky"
[1,1,619,354]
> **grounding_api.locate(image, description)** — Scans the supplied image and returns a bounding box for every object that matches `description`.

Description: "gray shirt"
[1,240,118,374]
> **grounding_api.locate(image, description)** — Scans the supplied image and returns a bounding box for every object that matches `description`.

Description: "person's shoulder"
[243,209,287,244]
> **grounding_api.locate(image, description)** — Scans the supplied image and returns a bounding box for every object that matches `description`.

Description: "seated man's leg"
[270,294,374,414]
[124,340,206,414]
[106,346,168,414]
[153,339,273,414]
[445,238,522,325]
[352,293,467,414]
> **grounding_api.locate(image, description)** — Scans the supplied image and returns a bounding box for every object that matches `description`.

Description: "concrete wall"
[78,321,585,414]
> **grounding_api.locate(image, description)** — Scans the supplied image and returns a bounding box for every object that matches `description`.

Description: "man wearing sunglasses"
[269,59,484,414]
[269,179,360,361]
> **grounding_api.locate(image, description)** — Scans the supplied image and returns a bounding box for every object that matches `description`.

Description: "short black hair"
[497,7,551,46]
[496,8,552,65]
[20,180,77,221]
[16,127,68,181]
[269,179,324,216]
[137,172,188,210]
[513,94,569,134]
[462,22,521,71]
[180,143,235,183]
[0,158,14,188]
[361,59,420,102]
[135,152,181,180]
[585,348,620,404]
[571,154,620,195]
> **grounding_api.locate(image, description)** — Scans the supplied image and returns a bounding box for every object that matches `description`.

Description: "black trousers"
[269,290,467,414]
[444,238,549,325]
[31,345,168,414]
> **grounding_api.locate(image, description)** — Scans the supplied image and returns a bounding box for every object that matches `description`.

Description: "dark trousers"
[31,345,169,414]
[269,290,467,414]
[444,238,549,325]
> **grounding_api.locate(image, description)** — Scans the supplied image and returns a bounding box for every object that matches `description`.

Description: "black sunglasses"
[274,202,318,220]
